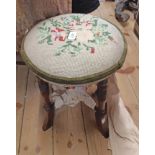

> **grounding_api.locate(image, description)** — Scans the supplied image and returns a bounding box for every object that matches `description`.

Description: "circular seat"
[21,14,127,85]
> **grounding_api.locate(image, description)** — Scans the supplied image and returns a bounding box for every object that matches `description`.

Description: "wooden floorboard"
[98,2,139,127]
[99,2,139,100]
[17,1,138,155]
[116,73,139,126]
[53,104,89,155]
[82,104,112,155]
[19,71,53,155]
[123,34,139,99]
[16,66,28,155]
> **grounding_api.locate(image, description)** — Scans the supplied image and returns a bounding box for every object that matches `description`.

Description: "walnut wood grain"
[95,79,109,138]
[38,78,55,131]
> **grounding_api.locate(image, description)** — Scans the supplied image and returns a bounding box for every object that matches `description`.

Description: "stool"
[20,14,127,138]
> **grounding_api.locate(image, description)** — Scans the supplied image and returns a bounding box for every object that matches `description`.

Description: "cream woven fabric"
[24,14,125,79]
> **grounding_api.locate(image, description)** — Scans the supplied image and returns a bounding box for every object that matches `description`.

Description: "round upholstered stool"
[20,14,127,137]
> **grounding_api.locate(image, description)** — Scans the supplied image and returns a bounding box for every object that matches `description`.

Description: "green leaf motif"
[38,35,53,45]
[103,31,111,36]
[37,15,113,57]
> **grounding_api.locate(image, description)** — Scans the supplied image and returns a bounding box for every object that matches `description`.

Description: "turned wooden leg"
[38,78,55,131]
[95,79,109,138]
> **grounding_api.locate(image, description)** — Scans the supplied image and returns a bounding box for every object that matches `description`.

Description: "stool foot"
[42,102,55,131]
[38,78,55,131]
[95,79,109,138]
[95,104,109,138]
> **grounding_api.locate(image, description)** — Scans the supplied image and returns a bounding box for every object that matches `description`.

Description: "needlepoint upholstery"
[21,14,127,85]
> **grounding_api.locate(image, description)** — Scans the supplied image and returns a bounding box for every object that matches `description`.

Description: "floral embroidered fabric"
[37,14,114,56]
[22,14,126,84]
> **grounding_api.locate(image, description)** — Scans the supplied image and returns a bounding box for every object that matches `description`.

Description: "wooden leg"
[95,79,109,138]
[38,78,55,131]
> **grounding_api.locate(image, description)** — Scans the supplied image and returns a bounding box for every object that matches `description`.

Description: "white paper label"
[68,32,77,40]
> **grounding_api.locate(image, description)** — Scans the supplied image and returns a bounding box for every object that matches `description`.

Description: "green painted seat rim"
[20,14,127,85]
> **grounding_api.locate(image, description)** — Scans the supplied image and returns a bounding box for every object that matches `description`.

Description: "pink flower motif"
[54,36,58,41]
[51,28,66,41]
[51,28,64,33]
[59,36,65,41]
[86,21,91,26]
[90,47,95,54]
[56,28,64,32]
